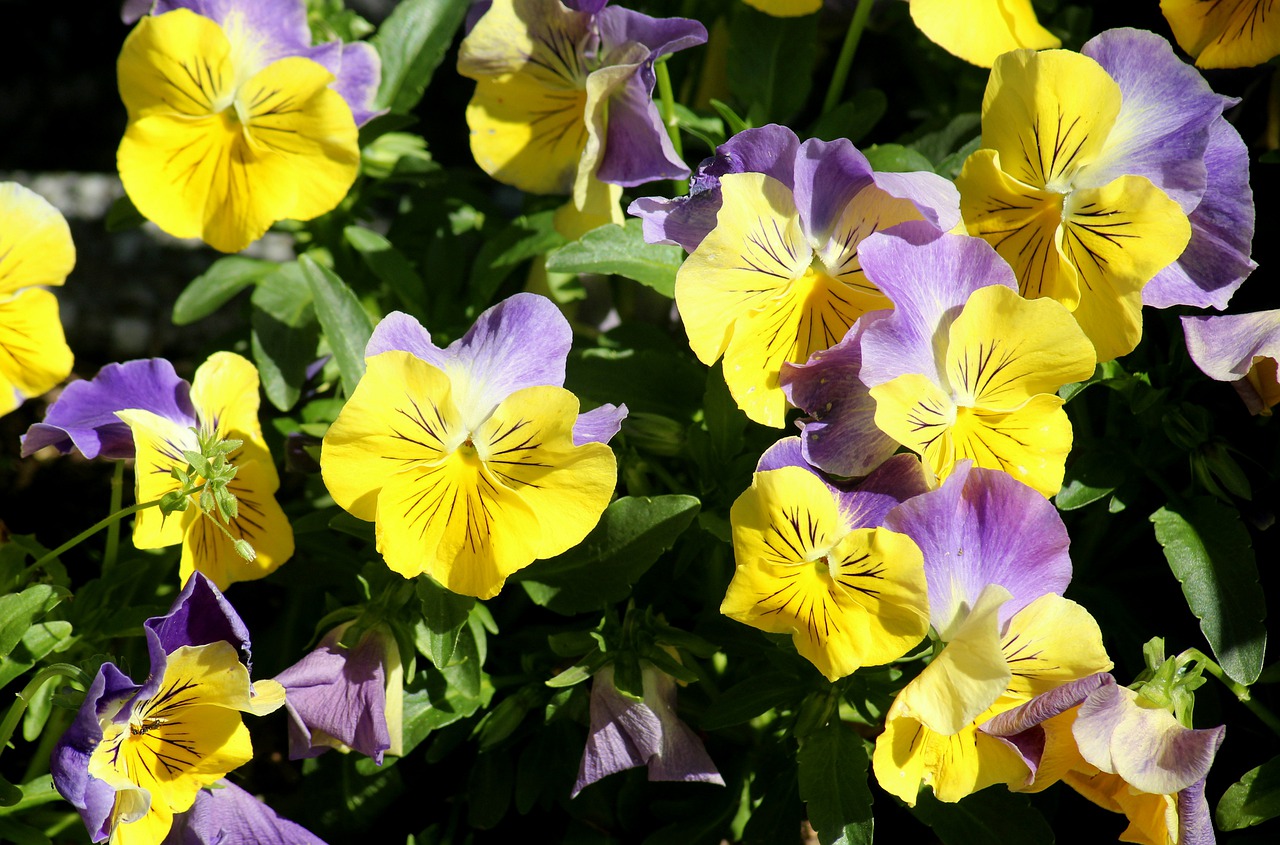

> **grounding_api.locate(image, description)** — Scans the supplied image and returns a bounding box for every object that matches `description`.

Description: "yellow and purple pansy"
[1161,0,1280,68]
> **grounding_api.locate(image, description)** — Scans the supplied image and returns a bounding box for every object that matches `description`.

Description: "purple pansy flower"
[52,573,285,844]
[573,662,724,797]
[275,624,402,765]
[163,781,328,845]
[1182,310,1280,415]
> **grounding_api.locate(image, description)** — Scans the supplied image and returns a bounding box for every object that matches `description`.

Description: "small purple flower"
[1182,310,1280,415]
[163,781,328,845]
[274,624,402,765]
[573,663,723,797]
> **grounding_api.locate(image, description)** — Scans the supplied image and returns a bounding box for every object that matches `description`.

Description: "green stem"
[655,59,687,194]
[0,665,90,766]
[1185,649,1280,738]
[103,460,126,575]
[822,0,875,116]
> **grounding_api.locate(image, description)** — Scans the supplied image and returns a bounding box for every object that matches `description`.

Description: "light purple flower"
[1080,29,1255,310]
[132,0,382,125]
[573,663,723,797]
[274,624,401,765]
[1182,311,1280,415]
[163,781,327,845]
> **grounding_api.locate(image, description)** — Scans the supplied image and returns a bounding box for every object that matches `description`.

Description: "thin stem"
[822,0,875,116]
[655,58,688,195]
[1185,648,1280,738]
[0,664,91,766]
[103,460,126,574]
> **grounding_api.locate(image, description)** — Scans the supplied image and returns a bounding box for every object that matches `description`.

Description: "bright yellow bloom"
[1162,0,1280,68]
[742,0,822,17]
[722,465,929,681]
[121,353,294,589]
[956,49,1192,360]
[0,183,74,417]
[909,0,1060,67]
[117,9,359,252]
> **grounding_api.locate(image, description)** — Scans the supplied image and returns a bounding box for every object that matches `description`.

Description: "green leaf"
[0,777,20,809]
[21,674,55,742]
[344,226,427,315]
[862,144,936,174]
[808,90,887,145]
[0,817,51,845]
[545,220,684,297]
[467,751,513,829]
[709,99,751,136]
[0,585,65,660]
[173,256,277,325]
[797,722,873,845]
[300,255,375,397]
[673,103,725,149]
[1151,498,1267,685]
[104,194,145,232]
[1055,446,1127,511]
[702,672,810,730]
[910,788,1054,844]
[727,7,818,124]
[0,621,75,689]
[515,495,701,615]
[372,0,469,113]
[414,577,475,669]
[470,210,566,304]
[251,262,318,411]
[1218,754,1280,830]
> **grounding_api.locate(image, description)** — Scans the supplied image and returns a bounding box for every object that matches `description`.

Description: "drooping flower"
[53,573,285,845]
[321,293,626,599]
[871,464,1113,804]
[117,0,379,252]
[1182,311,1280,415]
[954,30,1238,361]
[857,226,1096,497]
[573,662,723,796]
[1161,0,1280,68]
[633,124,960,426]
[274,623,403,765]
[722,438,931,681]
[0,182,75,418]
[458,0,706,227]
[982,672,1225,844]
[21,353,295,589]
[908,0,1060,67]
[163,780,328,845]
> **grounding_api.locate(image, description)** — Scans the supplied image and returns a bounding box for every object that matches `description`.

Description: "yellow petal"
[553,180,625,240]
[189,352,274,476]
[1063,769,1178,845]
[741,0,823,17]
[0,289,74,415]
[0,182,75,296]
[1162,0,1280,68]
[873,710,1030,805]
[117,409,200,550]
[910,0,1060,67]
[979,49,1121,190]
[949,396,1075,498]
[1001,594,1113,700]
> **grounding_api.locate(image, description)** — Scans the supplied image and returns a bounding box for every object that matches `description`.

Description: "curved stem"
[822,0,874,116]
[655,58,687,194]
[103,460,126,575]
[0,664,91,766]
[1184,648,1280,738]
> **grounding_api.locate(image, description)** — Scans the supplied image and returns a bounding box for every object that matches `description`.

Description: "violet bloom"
[1182,311,1280,415]
[274,624,402,765]
[52,573,285,845]
[573,663,724,796]
[163,781,327,845]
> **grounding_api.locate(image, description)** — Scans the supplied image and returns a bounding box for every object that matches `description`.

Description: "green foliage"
[545,220,684,297]
[797,723,873,845]
[1219,755,1280,830]
[372,0,469,113]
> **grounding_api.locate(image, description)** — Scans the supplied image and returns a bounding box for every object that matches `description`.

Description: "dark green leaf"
[104,194,145,232]
[545,220,684,296]
[415,577,475,669]
[251,262,318,411]
[702,672,810,730]
[515,495,701,615]
[372,0,469,113]
[910,788,1054,844]
[744,767,803,845]
[300,255,375,397]
[0,777,20,808]
[798,722,873,845]
[470,210,565,304]
[908,113,981,165]
[21,674,55,742]
[1218,754,1280,830]
[862,144,936,174]
[1151,498,1267,685]
[467,752,513,829]
[709,99,751,136]
[674,103,725,149]
[0,817,50,845]
[345,226,427,314]
[808,90,887,145]
[173,256,277,325]
[727,7,817,124]
[1055,446,1127,511]
[0,585,65,660]
[567,346,705,419]
[0,621,75,689]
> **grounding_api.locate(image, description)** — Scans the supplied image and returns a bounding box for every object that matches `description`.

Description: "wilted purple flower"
[1182,310,1280,415]
[163,781,327,845]
[274,624,403,765]
[573,663,723,796]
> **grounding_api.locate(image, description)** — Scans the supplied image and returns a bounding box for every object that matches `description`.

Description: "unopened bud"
[232,539,257,562]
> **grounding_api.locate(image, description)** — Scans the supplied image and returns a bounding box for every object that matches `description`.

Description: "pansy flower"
[163,780,328,845]
[573,661,724,796]
[857,226,1096,497]
[1183,311,1280,415]
[908,0,1060,67]
[983,673,1224,844]
[275,623,403,765]
[321,293,626,599]
[458,0,706,227]
[52,573,285,845]
[1162,0,1280,68]
[722,438,931,681]
[871,464,1113,804]
[21,353,295,589]
[954,30,1247,361]
[0,182,75,418]
[118,0,380,252]
[634,124,961,426]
